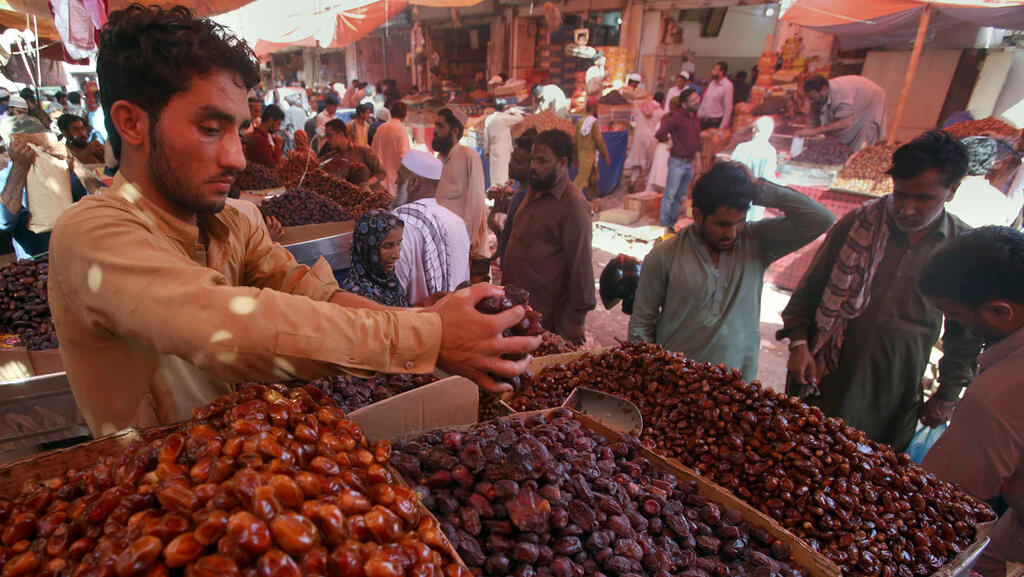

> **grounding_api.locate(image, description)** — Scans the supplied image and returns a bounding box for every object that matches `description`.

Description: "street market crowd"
[1,4,1024,576]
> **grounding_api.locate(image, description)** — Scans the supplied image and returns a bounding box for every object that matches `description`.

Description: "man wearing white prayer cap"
[665,71,688,113]
[622,72,647,103]
[393,149,471,305]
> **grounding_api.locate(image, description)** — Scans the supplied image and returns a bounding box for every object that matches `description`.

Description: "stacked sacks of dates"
[509,343,996,577]
[0,384,468,577]
[0,258,57,351]
[259,188,350,227]
[390,409,809,577]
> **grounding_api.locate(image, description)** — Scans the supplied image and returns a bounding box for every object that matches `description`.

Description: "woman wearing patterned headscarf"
[946,136,1017,228]
[341,209,409,307]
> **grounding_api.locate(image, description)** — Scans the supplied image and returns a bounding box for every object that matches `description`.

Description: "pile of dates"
[276,154,393,220]
[945,117,1020,140]
[792,136,851,166]
[0,384,468,577]
[232,163,283,194]
[260,188,351,227]
[310,373,437,414]
[534,332,581,358]
[0,258,58,351]
[474,285,544,393]
[390,409,808,577]
[510,343,996,577]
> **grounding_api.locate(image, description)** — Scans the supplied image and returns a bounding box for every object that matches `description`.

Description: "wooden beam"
[888,3,932,145]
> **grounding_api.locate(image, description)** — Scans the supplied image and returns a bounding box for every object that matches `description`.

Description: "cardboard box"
[349,376,479,443]
[280,220,354,271]
[598,208,640,225]
[625,191,663,220]
[0,347,87,457]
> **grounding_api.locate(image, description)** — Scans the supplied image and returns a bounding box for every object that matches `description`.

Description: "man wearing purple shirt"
[655,88,702,228]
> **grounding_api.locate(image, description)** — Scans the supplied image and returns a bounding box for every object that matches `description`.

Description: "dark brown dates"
[508,343,997,577]
[392,409,808,577]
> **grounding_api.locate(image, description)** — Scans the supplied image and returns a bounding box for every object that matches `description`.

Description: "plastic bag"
[907,424,947,463]
[25,142,72,234]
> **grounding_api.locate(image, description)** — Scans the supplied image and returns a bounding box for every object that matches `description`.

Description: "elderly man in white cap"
[621,73,647,103]
[433,107,489,258]
[665,71,689,113]
[393,150,471,306]
[0,94,47,144]
[483,102,524,186]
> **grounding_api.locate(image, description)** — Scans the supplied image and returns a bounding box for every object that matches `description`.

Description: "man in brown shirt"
[320,118,386,187]
[50,5,539,435]
[502,129,596,345]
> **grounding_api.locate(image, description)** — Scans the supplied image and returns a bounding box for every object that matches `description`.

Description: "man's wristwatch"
[788,339,808,351]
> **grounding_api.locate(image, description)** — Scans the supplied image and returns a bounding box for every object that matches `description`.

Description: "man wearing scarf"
[393,150,470,305]
[778,130,983,452]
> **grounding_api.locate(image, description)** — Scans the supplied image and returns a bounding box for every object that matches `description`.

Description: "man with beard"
[393,150,470,305]
[47,5,540,435]
[434,107,488,257]
[502,129,595,345]
[320,118,385,187]
[628,162,832,379]
[778,130,983,452]
[495,128,536,265]
[57,114,106,164]
[798,75,886,151]
[918,227,1024,577]
[697,61,734,130]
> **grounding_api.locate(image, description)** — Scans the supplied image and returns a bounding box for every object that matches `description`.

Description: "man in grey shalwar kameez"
[798,75,887,151]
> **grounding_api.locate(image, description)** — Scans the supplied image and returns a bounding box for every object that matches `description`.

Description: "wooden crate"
[625,190,663,220]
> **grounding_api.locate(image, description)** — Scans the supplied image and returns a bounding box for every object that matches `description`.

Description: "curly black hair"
[692,161,755,215]
[98,4,260,157]
[887,130,969,189]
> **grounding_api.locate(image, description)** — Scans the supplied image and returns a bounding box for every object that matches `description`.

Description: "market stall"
[0,339,998,577]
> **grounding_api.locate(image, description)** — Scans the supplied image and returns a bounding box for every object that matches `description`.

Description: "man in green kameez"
[778,130,983,452]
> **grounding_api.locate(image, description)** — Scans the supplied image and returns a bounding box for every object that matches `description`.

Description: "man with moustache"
[918,226,1024,577]
[502,129,595,345]
[434,107,488,257]
[47,5,540,435]
[57,114,106,164]
[628,162,832,379]
[495,128,537,265]
[778,130,983,452]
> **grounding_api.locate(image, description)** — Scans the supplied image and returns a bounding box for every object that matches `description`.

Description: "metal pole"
[888,3,932,145]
